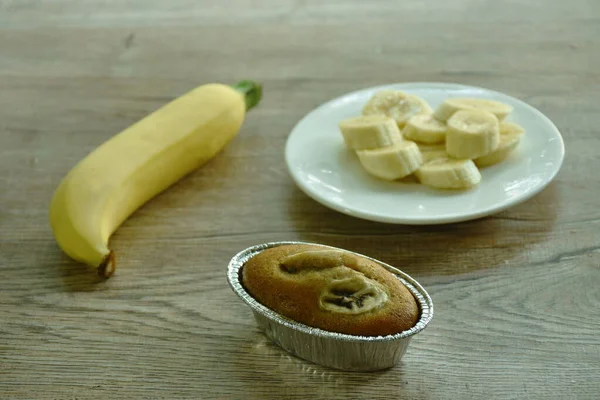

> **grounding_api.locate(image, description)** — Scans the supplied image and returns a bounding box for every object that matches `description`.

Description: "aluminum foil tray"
[227,241,433,371]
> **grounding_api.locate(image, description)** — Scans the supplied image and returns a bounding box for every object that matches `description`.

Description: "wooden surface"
[1,1,599,399]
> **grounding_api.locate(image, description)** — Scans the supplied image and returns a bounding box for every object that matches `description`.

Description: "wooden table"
[1,1,599,399]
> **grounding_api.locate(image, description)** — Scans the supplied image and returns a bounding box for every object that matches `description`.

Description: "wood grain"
[1,0,599,399]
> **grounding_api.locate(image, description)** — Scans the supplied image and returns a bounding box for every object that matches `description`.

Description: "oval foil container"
[227,241,434,372]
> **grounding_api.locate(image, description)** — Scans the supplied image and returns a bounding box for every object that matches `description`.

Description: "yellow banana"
[49,81,262,277]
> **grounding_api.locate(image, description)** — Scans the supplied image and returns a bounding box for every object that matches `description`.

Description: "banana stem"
[233,80,262,111]
[97,251,116,278]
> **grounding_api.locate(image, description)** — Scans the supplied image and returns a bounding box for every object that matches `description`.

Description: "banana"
[49,80,262,277]
[278,249,390,315]
[417,143,446,153]
[434,97,513,122]
[499,121,525,136]
[474,122,525,167]
[338,115,402,150]
[356,140,422,181]
[403,114,447,144]
[414,143,448,164]
[281,250,345,273]
[415,157,482,190]
[320,275,388,314]
[362,90,432,128]
[446,109,500,159]
[421,150,449,163]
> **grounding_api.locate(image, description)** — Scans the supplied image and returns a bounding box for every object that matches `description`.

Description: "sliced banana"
[434,98,513,122]
[446,109,500,159]
[417,143,446,153]
[362,90,432,128]
[319,275,388,315]
[338,115,402,150]
[356,140,423,181]
[403,114,447,144]
[499,121,525,136]
[474,122,525,167]
[280,250,345,273]
[415,143,447,162]
[415,157,482,190]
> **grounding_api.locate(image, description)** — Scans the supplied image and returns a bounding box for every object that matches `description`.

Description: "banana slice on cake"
[474,122,525,167]
[320,275,388,315]
[356,140,423,181]
[434,98,513,122]
[415,156,482,190]
[446,109,500,159]
[403,114,447,144]
[362,90,432,128]
[338,115,403,150]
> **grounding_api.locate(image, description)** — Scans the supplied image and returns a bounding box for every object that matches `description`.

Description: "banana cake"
[241,244,419,337]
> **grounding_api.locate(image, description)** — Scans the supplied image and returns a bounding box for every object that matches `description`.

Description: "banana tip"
[98,251,116,278]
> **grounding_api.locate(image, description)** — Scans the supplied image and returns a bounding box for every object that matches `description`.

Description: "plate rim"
[284,81,565,225]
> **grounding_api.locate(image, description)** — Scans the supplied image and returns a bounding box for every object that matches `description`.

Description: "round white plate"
[285,82,565,225]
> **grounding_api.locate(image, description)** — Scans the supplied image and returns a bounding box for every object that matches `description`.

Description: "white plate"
[285,82,565,225]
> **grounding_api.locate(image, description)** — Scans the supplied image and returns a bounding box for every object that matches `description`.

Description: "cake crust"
[241,244,419,336]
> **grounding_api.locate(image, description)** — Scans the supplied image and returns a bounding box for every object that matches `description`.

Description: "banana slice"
[338,115,402,150]
[416,143,448,162]
[446,109,500,159]
[281,250,345,272]
[417,143,446,152]
[362,90,432,128]
[319,275,388,315]
[434,98,513,122]
[415,157,482,190]
[356,140,423,181]
[500,121,525,136]
[403,114,447,144]
[474,122,525,167]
